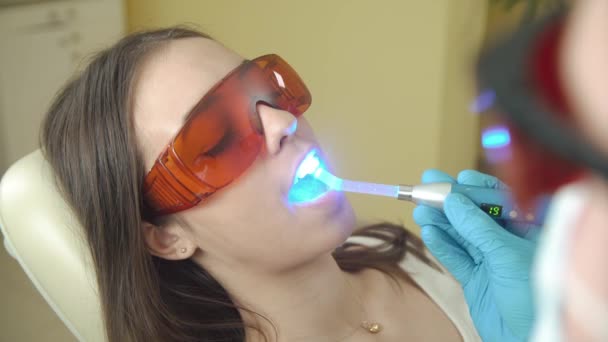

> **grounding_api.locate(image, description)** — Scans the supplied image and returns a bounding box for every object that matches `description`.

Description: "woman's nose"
[258,104,298,155]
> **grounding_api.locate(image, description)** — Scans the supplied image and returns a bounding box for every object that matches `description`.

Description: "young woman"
[41,28,482,341]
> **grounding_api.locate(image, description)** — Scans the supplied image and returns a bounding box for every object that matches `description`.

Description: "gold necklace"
[345,277,383,335]
[360,320,383,334]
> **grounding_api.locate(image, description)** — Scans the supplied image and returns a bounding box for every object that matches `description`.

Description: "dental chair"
[0,150,105,342]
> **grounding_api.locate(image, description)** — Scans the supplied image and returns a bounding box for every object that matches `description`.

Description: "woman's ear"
[142,221,196,260]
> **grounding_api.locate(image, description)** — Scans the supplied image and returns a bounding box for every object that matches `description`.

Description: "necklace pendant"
[361,321,382,334]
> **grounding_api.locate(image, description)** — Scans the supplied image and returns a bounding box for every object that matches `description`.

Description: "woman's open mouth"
[288,149,331,204]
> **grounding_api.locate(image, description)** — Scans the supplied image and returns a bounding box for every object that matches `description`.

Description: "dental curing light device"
[322,169,547,224]
[291,151,547,224]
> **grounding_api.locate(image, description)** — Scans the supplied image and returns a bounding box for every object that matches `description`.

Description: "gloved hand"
[413,169,538,342]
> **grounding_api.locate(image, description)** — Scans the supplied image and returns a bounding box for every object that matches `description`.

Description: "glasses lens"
[254,55,312,116]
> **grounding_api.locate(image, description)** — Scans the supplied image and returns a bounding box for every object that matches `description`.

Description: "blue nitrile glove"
[413,169,538,342]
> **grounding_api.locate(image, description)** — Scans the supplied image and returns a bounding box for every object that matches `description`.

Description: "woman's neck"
[201,253,373,341]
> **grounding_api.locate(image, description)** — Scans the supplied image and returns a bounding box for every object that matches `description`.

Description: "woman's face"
[132,38,356,272]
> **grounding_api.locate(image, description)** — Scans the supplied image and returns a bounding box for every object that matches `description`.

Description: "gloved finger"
[414,205,482,263]
[421,225,474,286]
[413,204,449,226]
[444,193,515,254]
[457,169,509,190]
[421,169,456,184]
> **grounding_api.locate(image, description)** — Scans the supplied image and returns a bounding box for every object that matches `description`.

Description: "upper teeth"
[295,151,320,180]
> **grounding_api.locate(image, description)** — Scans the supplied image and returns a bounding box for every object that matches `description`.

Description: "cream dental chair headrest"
[0,150,105,342]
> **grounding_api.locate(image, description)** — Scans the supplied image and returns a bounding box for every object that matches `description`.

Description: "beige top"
[349,236,481,342]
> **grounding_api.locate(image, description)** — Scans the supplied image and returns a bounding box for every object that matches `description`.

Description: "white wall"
[0,0,125,176]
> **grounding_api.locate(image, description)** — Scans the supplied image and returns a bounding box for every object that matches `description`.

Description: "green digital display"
[481,203,503,217]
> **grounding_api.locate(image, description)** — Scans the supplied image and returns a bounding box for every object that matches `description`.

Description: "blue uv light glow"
[288,150,332,204]
[482,126,511,149]
[314,168,343,190]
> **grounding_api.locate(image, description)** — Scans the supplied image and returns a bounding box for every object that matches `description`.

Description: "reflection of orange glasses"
[142,54,312,217]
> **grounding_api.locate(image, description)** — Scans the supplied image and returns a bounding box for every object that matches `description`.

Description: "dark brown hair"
[40,27,435,342]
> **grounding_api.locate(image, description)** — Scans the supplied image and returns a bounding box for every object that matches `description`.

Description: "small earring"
[180,247,187,253]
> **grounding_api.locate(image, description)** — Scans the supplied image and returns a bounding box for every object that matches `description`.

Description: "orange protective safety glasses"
[142,54,311,217]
